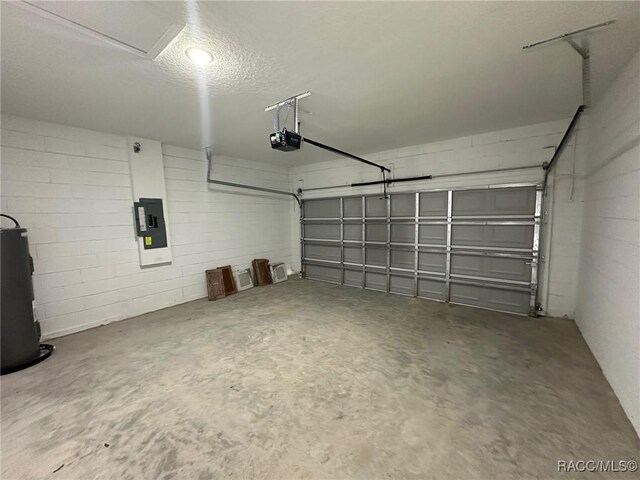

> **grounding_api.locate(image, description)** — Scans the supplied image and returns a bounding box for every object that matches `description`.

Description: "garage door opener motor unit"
[266,92,441,198]
[270,129,301,152]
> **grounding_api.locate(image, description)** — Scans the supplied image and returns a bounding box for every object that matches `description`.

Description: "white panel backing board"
[128,136,172,266]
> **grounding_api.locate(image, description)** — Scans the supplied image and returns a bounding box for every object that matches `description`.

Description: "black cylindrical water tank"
[1,226,42,371]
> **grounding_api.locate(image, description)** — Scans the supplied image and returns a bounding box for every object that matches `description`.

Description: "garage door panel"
[344,223,362,241]
[391,194,415,217]
[492,188,536,214]
[306,264,341,283]
[450,254,531,282]
[418,278,446,300]
[305,223,340,240]
[366,248,386,266]
[305,244,341,262]
[390,249,414,269]
[450,283,529,314]
[490,225,534,248]
[302,186,538,316]
[452,187,535,216]
[304,199,340,218]
[344,247,362,264]
[366,196,387,217]
[344,269,362,286]
[390,275,414,295]
[418,224,446,244]
[452,225,534,249]
[491,257,531,281]
[391,223,414,243]
[419,192,447,216]
[344,197,362,217]
[453,190,486,216]
[418,252,446,272]
[451,225,483,245]
[365,223,387,242]
[365,272,386,291]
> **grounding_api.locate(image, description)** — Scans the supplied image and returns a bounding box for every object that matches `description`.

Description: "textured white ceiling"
[2,1,639,164]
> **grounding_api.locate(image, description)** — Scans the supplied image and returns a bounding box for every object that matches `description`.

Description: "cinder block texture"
[1,115,293,338]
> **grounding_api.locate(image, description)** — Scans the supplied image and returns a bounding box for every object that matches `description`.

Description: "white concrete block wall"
[0,114,293,338]
[576,50,640,436]
[290,118,588,318]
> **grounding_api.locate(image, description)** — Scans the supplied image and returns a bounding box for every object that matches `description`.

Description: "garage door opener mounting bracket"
[523,20,614,315]
[522,19,615,108]
[266,92,396,197]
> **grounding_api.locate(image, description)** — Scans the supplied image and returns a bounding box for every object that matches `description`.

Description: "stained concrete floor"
[1,278,638,479]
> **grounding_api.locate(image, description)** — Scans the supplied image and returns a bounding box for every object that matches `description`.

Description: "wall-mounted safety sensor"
[133,198,167,249]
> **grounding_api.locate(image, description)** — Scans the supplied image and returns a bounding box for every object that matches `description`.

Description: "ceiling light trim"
[185,47,213,65]
[17,0,184,59]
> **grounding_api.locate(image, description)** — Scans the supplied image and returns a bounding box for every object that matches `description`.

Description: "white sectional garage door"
[301,184,542,315]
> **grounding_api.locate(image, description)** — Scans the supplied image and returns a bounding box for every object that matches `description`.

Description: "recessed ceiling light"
[185,47,213,65]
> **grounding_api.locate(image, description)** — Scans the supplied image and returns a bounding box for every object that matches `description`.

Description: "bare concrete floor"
[1,278,638,479]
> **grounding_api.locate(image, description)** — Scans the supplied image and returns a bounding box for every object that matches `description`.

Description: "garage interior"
[1,1,639,478]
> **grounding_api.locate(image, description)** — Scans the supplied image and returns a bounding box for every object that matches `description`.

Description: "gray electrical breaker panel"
[133,198,168,249]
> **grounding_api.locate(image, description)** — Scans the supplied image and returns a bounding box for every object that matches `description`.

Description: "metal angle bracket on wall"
[522,20,616,107]
[204,147,302,207]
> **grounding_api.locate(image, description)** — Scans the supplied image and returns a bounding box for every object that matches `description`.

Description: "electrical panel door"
[133,198,168,249]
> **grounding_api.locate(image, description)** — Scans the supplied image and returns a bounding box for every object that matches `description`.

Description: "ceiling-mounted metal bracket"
[574,38,591,108]
[564,38,589,60]
[521,20,615,51]
[265,91,311,134]
[522,20,615,108]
